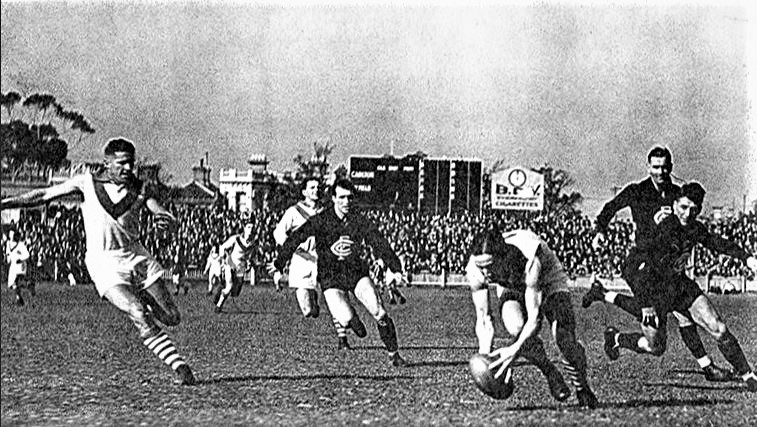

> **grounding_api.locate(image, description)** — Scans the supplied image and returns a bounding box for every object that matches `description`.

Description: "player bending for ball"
[273,177,350,349]
[603,182,757,391]
[0,138,196,385]
[269,178,407,366]
[467,229,598,408]
[215,221,255,313]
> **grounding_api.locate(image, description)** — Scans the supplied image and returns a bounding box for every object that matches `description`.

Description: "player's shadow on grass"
[507,397,734,412]
[199,374,414,385]
[359,345,479,351]
[644,381,745,392]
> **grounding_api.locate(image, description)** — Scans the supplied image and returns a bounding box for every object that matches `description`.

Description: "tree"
[1,91,22,121]
[534,164,583,216]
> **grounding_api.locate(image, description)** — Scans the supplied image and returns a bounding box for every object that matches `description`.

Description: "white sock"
[697,356,712,369]
[742,372,756,381]
[604,292,618,304]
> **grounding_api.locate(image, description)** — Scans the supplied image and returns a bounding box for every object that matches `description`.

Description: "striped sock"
[143,331,187,371]
[332,317,347,338]
[561,360,588,391]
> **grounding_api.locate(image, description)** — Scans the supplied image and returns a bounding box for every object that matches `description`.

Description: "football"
[469,353,515,400]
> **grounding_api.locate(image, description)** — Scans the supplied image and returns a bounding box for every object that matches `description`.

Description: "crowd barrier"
[168,269,756,293]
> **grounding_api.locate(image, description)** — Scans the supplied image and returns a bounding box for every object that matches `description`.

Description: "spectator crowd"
[2,202,755,285]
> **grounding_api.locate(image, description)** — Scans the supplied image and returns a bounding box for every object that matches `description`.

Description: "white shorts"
[288,255,317,290]
[7,271,25,288]
[85,244,165,297]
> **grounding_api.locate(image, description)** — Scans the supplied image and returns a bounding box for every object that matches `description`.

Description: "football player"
[469,229,598,408]
[215,220,255,313]
[269,178,408,367]
[273,177,352,349]
[603,182,757,391]
[585,146,732,381]
[5,228,31,306]
[1,138,196,385]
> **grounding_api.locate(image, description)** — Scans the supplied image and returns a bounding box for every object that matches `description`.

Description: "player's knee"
[128,304,157,337]
[707,320,728,340]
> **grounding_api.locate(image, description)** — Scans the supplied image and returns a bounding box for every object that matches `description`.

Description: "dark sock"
[679,325,707,359]
[376,314,398,353]
[618,332,645,353]
[717,331,752,376]
[614,294,642,320]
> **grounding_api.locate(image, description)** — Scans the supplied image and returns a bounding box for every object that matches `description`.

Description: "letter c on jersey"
[331,236,354,260]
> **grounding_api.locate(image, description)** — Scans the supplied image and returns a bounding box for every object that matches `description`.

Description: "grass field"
[2,281,756,426]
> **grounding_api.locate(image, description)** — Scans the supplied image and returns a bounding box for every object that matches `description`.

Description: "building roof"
[179,180,218,200]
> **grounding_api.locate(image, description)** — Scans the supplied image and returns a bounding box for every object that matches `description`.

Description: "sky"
[2,1,756,215]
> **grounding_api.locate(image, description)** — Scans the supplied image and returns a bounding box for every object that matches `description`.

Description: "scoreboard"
[420,159,482,215]
[349,155,421,210]
[349,155,482,215]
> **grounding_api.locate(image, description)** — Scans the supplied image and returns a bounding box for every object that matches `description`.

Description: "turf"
[2,283,756,426]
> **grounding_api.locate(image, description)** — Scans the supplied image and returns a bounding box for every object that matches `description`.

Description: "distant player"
[468,229,598,408]
[603,183,757,391]
[273,178,350,349]
[171,252,188,295]
[0,138,196,385]
[269,178,408,366]
[5,229,31,306]
[215,221,254,313]
[585,146,732,381]
[203,245,222,296]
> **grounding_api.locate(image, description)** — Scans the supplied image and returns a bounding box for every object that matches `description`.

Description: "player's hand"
[591,232,606,251]
[746,256,757,273]
[154,212,176,231]
[489,344,519,379]
[641,306,659,328]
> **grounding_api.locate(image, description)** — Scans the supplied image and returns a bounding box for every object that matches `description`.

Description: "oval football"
[468,354,514,400]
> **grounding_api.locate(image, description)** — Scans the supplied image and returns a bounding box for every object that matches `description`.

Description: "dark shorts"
[319,267,370,293]
[661,274,703,315]
[498,290,576,331]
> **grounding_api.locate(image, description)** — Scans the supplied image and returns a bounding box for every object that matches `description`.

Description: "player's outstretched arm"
[1,179,80,210]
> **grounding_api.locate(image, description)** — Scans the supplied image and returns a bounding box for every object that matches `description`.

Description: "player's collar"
[92,172,143,219]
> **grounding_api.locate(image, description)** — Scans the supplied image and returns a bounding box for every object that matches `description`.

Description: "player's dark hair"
[680,182,706,206]
[331,178,356,196]
[469,229,527,286]
[647,146,672,165]
[103,138,136,156]
[469,229,508,258]
[300,177,320,194]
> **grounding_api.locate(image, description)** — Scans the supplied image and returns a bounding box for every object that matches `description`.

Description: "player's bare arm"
[490,255,544,378]
[1,179,80,210]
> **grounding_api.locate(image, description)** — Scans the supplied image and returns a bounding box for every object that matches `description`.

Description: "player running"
[203,245,223,296]
[602,182,757,391]
[468,229,598,408]
[269,178,408,366]
[5,229,32,306]
[273,177,353,349]
[215,221,254,313]
[584,146,732,381]
[1,138,196,385]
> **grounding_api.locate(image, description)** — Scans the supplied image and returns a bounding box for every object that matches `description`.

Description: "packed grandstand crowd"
[2,201,755,285]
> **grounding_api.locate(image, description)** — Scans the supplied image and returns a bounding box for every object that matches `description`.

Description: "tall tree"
[1,91,22,122]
